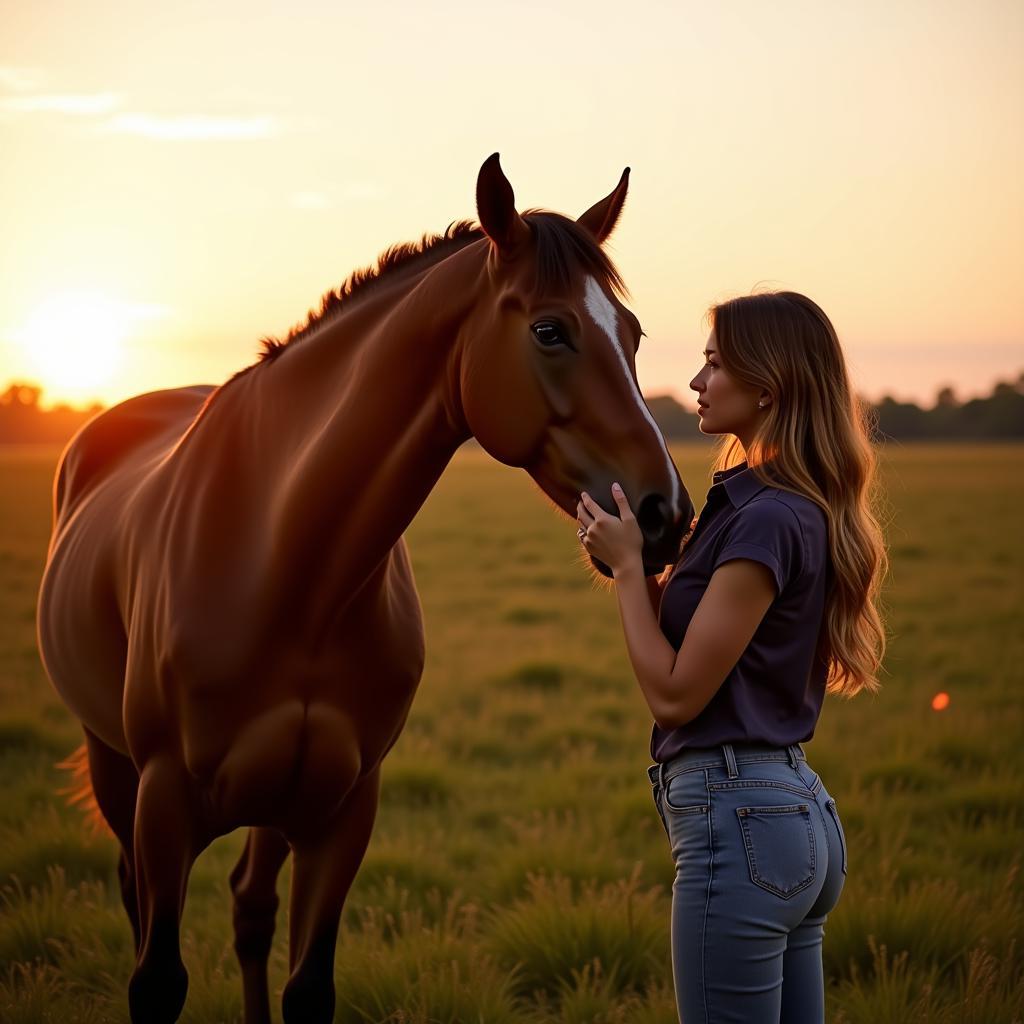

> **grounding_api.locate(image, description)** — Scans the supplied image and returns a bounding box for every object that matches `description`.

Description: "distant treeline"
[0,384,103,445]
[2,374,1023,444]
[651,374,1024,441]
[869,380,1024,441]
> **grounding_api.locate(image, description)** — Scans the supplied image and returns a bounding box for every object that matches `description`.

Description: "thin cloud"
[289,192,332,210]
[0,79,283,141]
[100,113,278,140]
[0,66,46,92]
[288,183,387,208]
[0,92,120,115]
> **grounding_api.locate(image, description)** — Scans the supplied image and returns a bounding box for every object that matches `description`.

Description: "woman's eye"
[532,322,569,348]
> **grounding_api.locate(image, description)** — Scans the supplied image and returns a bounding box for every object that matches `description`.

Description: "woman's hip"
[648,741,847,921]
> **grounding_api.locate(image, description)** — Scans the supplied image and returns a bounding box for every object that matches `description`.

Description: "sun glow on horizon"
[0,1,1020,410]
[14,290,165,405]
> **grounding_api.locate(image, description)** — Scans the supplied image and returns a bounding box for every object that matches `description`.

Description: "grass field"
[1,442,1022,1023]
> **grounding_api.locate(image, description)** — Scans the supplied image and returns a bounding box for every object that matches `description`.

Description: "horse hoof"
[282,972,335,1024]
[128,957,188,1024]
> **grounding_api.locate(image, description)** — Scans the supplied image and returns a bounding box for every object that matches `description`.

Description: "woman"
[575,291,887,1023]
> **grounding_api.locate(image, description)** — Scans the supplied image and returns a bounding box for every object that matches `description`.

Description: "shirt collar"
[710,460,772,508]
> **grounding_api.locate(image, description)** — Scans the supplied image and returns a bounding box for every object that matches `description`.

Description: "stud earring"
[758,399,768,408]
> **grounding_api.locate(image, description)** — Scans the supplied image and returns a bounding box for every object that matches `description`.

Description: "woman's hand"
[576,483,645,577]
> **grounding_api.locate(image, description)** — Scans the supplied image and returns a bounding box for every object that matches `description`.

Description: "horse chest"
[131,562,425,820]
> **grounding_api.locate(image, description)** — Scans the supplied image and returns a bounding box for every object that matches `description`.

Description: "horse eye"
[532,321,570,349]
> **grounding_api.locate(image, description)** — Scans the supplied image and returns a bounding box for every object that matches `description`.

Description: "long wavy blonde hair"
[708,291,889,697]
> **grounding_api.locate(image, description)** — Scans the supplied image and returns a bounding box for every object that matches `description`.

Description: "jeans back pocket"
[825,797,848,875]
[736,803,816,899]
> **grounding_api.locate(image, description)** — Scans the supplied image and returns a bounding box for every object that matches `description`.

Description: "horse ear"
[577,167,630,244]
[476,153,530,258]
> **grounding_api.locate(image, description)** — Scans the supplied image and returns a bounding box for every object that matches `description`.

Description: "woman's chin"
[697,414,725,436]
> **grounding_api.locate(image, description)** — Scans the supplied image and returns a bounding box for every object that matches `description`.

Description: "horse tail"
[57,743,111,836]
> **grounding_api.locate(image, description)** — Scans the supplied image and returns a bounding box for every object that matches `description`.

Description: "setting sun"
[14,290,165,405]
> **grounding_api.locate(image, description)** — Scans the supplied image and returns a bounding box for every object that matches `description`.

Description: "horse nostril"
[636,494,672,543]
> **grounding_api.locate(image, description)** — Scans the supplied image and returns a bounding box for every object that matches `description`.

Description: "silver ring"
[577,526,587,540]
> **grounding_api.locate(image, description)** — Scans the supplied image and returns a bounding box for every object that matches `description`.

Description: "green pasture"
[0,442,1021,1022]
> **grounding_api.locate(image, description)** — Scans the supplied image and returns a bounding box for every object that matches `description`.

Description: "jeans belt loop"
[722,742,739,779]
[787,743,800,769]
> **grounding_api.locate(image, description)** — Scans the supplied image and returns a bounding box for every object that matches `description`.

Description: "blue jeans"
[648,741,847,1023]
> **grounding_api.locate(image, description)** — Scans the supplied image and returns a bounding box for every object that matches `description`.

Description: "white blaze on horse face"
[582,275,681,513]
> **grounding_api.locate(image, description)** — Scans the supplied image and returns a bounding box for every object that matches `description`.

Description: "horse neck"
[238,241,484,624]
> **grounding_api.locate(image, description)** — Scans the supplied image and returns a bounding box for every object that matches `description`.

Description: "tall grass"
[1,442,1022,1021]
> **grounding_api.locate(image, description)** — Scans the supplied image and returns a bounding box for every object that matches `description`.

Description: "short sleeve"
[712,499,803,595]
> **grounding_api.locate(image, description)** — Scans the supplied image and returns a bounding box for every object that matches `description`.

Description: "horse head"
[458,153,693,576]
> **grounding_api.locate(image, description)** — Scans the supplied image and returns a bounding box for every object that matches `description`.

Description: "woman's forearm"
[613,561,685,727]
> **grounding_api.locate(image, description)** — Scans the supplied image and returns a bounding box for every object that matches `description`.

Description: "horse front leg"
[229,826,291,1024]
[281,766,380,1024]
[128,754,208,1024]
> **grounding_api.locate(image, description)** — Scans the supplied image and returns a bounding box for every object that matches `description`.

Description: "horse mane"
[221,210,627,389]
[257,219,485,363]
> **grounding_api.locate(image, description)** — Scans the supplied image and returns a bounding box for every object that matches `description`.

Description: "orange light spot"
[932,692,950,711]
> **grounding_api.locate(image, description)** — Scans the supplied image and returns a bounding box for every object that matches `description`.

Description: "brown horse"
[36,153,692,1024]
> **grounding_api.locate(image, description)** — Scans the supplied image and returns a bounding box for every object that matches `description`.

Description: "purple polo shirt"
[651,460,832,761]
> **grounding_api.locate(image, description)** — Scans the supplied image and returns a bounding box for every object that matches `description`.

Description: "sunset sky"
[1,0,1021,411]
